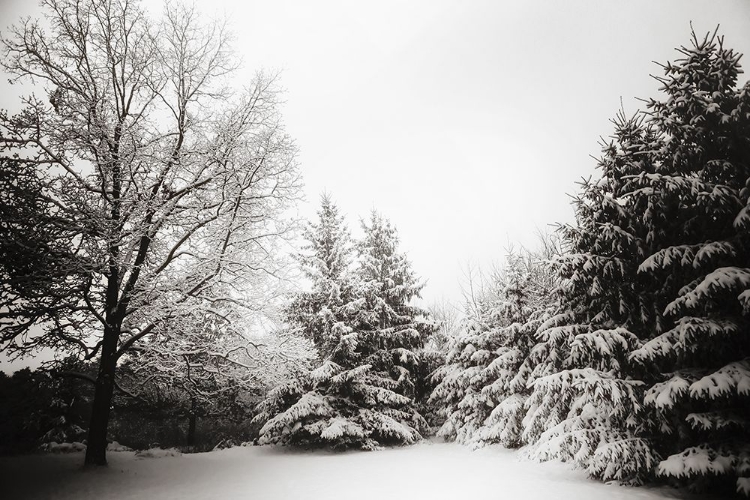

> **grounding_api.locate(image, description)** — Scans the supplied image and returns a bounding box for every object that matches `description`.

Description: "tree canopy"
[0,0,301,465]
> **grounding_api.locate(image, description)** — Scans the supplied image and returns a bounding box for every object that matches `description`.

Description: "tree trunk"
[84,326,119,466]
[187,398,197,447]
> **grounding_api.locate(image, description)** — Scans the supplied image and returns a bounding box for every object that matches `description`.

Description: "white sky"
[1,0,749,317]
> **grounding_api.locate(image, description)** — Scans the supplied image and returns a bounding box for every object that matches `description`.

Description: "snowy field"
[1,441,716,500]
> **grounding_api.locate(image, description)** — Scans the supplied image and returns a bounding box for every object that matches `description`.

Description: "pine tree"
[430,313,507,446]
[478,243,560,449]
[523,30,750,491]
[253,210,433,449]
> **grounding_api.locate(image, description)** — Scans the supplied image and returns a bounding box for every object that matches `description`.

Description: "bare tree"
[425,298,461,350]
[121,301,315,446]
[459,231,562,326]
[459,260,499,322]
[0,0,301,465]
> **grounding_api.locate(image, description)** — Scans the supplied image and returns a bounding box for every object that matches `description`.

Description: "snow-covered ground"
[1,441,711,500]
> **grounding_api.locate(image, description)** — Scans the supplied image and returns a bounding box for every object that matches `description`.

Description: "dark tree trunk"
[187,398,197,447]
[84,114,127,466]
[84,326,119,466]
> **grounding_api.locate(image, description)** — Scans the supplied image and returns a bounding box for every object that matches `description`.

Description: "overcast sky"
[1,0,749,313]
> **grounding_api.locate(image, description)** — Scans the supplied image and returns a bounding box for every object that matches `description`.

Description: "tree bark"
[84,325,119,466]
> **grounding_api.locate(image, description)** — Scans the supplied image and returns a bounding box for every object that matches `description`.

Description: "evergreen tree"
[353,211,425,331]
[624,31,750,495]
[523,30,750,491]
[521,117,660,484]
[430,310,504,446]
[478,243,560,449]
[431,241,559,448]
[429,32,750,488]
[285,194,355,357]
[253,210,433,450]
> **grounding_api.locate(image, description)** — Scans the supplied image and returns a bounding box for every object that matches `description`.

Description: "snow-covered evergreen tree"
[430,312,506,446]
[253,210,433,450]
[285,194,355,357]
[430,241,559,448]
[521,118,661,484]
[523,30,750,491]
[623,31,750,495]
[478,243,560,449]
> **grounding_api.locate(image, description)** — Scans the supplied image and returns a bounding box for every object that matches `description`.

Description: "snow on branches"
[253,206,433,450]
[427,29,750,492]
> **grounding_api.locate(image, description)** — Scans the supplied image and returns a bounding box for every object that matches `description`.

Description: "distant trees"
[253,202,434,449]
[430,238,559,447]
[425,299,461,351]
[0,0,300,465]
[0,360,92,453]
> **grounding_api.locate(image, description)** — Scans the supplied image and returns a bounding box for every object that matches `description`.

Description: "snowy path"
[2,442,705,500]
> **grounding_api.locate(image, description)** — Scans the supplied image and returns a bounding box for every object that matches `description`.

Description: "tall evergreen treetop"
[300,194,352,288]
[285,194,354,357]
[355,211,425,331]
[624,31,750,496]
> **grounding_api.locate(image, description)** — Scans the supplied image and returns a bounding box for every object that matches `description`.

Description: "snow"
[665,267,750,315]
[135,447,182,458]
[39,441,87,453]
[735,205,750,230]
[107,441,133,452]
[631,317,740,363]
[739,477,750,496]
[644,375,691,409]
[259,391,333,439]
[689,359,750,399]
[320,417,365,441]
[310,361,342,383]
[685,411,746,431]
[1,442,697,500]
[658,445,734,478]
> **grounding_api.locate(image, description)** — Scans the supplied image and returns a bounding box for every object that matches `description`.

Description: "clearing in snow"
[1,441,715,500]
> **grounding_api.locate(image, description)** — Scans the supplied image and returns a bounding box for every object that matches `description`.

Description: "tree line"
[424,30,749,496]
[252,29,750,497]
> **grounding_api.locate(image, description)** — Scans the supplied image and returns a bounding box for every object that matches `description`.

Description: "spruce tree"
[430,242,558,448]
[253,210,433,449]
[285,194,354,357]
[430,310,507,446]
[521,117,660,484]
[524,30,750,491]
[426,28,749,493]
[624,31,750,495]
[478,244,560,449]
